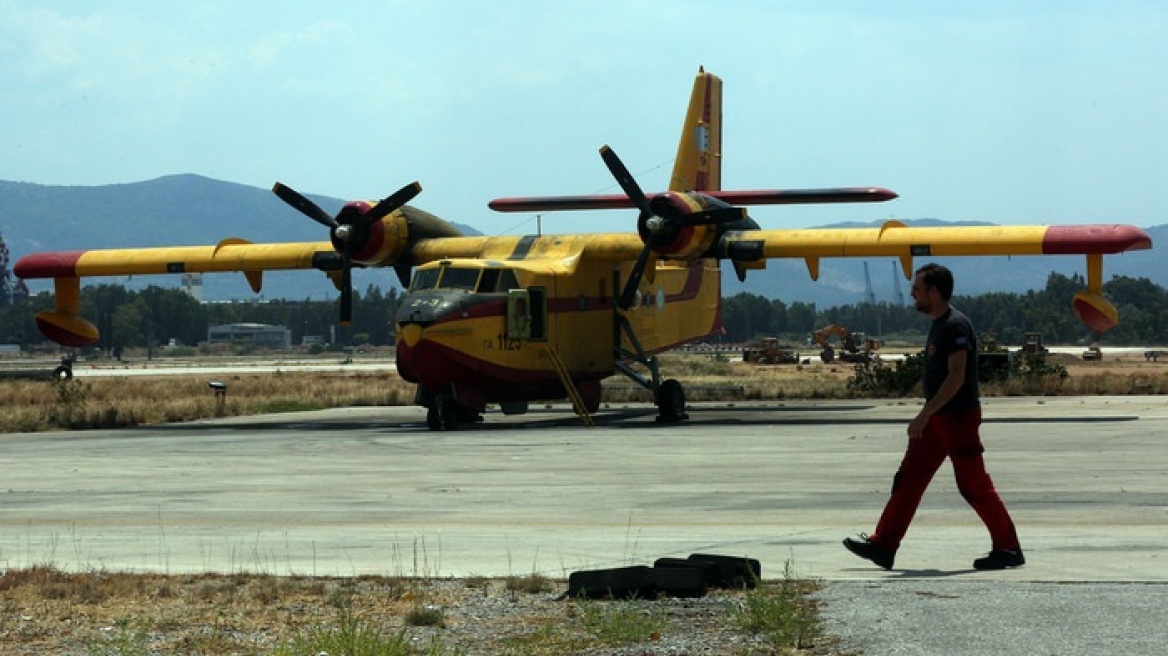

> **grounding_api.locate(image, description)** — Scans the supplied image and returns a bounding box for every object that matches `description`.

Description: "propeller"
[273,181,422,324]
[599,146,743,310]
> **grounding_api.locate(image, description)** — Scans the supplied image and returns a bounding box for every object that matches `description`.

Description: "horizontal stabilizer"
[488,187,896,212]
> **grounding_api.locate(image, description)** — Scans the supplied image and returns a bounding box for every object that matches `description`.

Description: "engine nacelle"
[332,203,463,268]
[1071,290,1119,333]
[639,192,718,261]
[333,201,409,267]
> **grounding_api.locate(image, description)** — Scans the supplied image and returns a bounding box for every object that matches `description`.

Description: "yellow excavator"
[811,324,880,363]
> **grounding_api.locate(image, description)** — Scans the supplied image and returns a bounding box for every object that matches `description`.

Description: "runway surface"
[3,396,1165,654]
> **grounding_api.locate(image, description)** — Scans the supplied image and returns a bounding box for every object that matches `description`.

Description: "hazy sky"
[2,1,1165,236]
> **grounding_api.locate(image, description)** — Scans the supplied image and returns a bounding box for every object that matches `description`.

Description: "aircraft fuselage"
[394,249,722,415]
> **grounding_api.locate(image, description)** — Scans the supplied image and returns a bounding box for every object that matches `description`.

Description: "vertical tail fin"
[669,67,723,192]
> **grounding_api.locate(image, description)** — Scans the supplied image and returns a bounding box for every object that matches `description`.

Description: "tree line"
[0,284,402,352]
[716,272,1166,346]
[0,272,1164,351]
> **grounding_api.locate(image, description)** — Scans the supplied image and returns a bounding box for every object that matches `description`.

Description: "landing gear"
[613,309,689,424]
[420,387,482,431]
[426,396,459,430]
[655,378,688,423]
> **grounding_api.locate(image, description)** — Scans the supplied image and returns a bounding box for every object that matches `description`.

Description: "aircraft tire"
[53,365,73,381]
[656,379,688,423]
[437,397,460,431]
[426,406,442,431]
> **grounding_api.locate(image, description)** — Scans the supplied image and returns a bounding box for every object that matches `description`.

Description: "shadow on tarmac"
[151,401,1139,434]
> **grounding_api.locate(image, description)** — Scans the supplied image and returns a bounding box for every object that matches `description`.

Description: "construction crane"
[892,261,905,306]
[863,261,876,305]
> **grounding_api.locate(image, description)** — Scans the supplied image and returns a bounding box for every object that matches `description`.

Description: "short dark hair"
[915,263,954,301]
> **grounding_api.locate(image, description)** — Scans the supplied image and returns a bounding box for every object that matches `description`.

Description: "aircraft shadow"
[148,402,1138,433]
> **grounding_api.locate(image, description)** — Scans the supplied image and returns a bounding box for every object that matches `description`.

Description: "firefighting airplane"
[15,69,1152,430]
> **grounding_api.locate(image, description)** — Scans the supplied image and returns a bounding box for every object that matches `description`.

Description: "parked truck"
[743,337,800,365]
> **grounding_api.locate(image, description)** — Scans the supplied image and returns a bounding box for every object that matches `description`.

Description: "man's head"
[911,263,954,316]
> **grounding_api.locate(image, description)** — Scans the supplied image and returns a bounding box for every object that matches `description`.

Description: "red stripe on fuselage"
[397,335,601,391]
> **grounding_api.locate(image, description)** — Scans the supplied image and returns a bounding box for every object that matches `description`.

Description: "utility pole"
[863,261,876,305]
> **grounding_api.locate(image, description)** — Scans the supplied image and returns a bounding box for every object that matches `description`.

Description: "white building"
[206,323,292,349]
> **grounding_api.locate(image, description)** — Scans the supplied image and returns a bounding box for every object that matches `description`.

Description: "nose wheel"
[425,393,482,431]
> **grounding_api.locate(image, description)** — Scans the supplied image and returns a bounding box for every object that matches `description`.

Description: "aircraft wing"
[721,222,1152,277]
[715,221,1151,333]
[14,240,342,294]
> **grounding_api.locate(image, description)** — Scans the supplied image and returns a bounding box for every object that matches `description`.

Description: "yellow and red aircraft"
[14,68,1152,429]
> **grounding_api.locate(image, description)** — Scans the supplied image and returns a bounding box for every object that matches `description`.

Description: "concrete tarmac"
[1,395,1164,579]
[2,396,1165,653]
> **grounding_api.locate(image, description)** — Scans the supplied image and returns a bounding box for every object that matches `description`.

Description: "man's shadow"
[890,568,977,579]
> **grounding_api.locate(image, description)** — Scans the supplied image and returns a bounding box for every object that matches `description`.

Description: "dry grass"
[0,565,451,655]
[2,351,1165,434]
[0,565,841,655]
[0,371,416,434]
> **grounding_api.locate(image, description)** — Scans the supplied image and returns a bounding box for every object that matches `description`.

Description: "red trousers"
[870,408,1020,552]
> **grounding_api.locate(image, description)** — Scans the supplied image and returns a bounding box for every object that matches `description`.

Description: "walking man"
[843,263,1025,571]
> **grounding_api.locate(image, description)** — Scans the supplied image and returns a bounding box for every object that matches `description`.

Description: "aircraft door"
[528,287,547,341]
[506,289,532,340]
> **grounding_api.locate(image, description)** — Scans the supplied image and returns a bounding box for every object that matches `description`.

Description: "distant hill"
[1,176,1162,304]
[0,175,480,301]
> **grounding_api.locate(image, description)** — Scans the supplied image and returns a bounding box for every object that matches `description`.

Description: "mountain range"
[1,175,1162,306]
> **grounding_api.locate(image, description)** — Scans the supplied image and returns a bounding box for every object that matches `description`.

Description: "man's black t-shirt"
[923,307,980,415]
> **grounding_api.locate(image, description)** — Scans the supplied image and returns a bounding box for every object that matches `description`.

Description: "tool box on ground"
[566,553,760,600]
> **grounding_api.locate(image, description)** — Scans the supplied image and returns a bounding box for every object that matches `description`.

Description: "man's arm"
[908,349,968,439]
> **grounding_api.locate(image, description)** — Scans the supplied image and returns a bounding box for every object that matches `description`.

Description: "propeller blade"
[274,179,423,329]
[339,263,353,325]
[272,182,337,229]
[600,146,652,215]
[618,242,655,310]
[353,181,422,228]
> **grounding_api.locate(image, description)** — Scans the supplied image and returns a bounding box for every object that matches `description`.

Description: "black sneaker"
[973,548,1026,570]
[843,534,895,570]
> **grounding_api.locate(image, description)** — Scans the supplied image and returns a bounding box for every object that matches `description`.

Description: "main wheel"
[436,396,460,431]
[426,405,442,431]
[655,378,687,423]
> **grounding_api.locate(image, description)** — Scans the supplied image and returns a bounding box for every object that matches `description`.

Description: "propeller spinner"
[273,181,421,324]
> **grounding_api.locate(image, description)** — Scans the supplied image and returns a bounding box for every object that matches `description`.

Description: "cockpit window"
[437,267,479,291]
[476,268,520,293]
[478,269,500,293]
[411,266,519,293]
[409,268,441,291]
[496,269,520,292]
